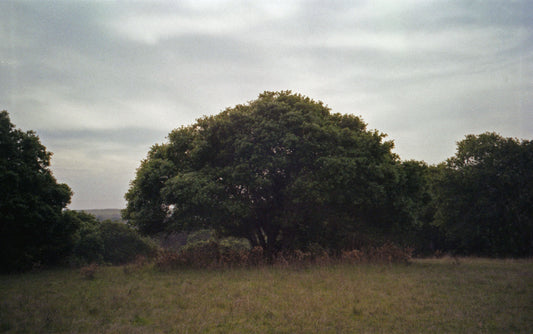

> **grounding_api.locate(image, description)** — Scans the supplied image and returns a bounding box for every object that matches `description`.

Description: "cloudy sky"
[2,1,532,210]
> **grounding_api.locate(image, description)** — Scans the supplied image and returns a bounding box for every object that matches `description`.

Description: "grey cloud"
[38,127,168,149]
[2,0,532,208]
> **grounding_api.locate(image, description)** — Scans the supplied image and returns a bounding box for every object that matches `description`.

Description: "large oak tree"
[124,92,401,254]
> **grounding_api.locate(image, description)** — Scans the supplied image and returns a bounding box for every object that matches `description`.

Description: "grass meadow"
[1,258,532,333]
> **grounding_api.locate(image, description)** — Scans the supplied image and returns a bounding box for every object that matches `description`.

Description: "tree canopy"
[0,110,74,271]
[432,132,533,256]
[124,93,532,258]
[124,91,401,254]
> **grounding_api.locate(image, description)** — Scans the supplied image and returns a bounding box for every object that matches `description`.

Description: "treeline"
[1,92,532,271]
[429,133,533,256]
[123,92,533,259]
[0,111,155,272]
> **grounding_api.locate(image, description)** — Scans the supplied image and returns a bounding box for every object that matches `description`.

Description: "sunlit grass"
[1,258,532,333]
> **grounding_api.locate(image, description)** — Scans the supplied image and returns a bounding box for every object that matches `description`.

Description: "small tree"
[124,91,400,255]
[0,111,74,271]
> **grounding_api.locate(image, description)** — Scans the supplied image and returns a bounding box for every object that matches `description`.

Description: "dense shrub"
[73,229,105,265]
[98,222,158,265]
[186,229,215,244]
[156,241,248,270]
[152,232,188,250]
[154,249,182,271]
[69,212,158,266]
[154,241,413,270]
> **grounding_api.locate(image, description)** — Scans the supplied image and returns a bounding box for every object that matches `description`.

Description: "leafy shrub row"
[155,241,413,270]
[68,212,158,266]
[155,242,263,270]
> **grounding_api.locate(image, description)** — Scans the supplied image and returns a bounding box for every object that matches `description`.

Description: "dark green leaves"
[433,133,533,256]
[0,111,73,271]
[124,92,400,253]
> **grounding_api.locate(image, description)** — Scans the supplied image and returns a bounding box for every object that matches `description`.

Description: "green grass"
[1,258,532,333]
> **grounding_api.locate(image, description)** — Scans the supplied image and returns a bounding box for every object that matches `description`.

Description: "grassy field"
[1,258,532,333]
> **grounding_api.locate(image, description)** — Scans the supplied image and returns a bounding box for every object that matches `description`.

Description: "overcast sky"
[1,1,532,210]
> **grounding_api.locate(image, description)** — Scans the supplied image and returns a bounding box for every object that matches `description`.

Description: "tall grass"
[0,258,531,333]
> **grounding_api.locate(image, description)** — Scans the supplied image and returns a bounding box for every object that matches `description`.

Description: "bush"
[98,221,158,265]
[69,213,158,266]
[72,229,105,265]
[153,232,188,250]
[186,229,215,244]
[154,249,182,271]
[155,241,252,270]
[154,241,413,270]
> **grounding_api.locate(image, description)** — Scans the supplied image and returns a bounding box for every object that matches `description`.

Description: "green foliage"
[123,157,176,234]
[183,229,250,251]
[432,132,533,256]
[66,210,105,265]
[0,110,74,272]
[386,160,443,255]
[68,211,158,265]
[98,221,158,265]
[186,229,215,244]
[124,91,401,254]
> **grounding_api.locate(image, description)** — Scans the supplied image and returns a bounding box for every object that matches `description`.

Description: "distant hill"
[78,209,124,223]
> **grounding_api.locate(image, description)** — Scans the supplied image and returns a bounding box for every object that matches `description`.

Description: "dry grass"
[0,258,532,333]
[154,241,413,270]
